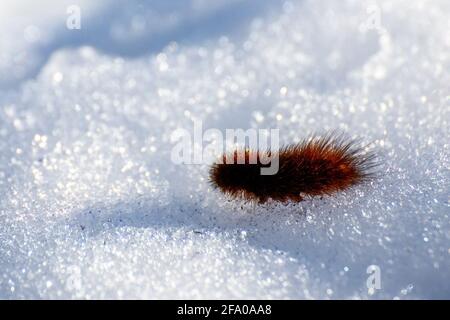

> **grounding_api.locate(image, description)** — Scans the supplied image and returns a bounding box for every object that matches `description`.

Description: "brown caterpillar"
[209,132,377,203]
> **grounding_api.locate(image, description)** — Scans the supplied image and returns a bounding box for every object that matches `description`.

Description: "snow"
[0,0,449,299]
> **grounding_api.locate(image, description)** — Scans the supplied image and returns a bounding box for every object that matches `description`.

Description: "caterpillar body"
[209,133,377,203]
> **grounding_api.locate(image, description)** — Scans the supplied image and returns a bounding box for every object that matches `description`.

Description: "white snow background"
[0,0,449,299]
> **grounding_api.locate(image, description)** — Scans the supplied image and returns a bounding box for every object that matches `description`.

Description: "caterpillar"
[209,132,378,203]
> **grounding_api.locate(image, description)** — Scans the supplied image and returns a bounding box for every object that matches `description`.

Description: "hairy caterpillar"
[209,132,377,203]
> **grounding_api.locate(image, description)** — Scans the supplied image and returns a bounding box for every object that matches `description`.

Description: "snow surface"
[0,0,449,299]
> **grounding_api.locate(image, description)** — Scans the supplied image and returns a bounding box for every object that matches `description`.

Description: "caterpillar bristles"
[209,132,378,204]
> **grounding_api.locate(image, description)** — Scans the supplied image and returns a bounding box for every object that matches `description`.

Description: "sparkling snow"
[0,0,449,299]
